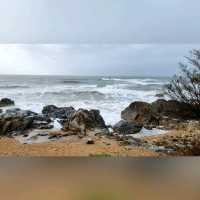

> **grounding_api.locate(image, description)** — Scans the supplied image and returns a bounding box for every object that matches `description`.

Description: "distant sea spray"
[0,75,169,125]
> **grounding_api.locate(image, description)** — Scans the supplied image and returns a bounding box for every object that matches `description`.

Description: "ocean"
[0,75,170,125]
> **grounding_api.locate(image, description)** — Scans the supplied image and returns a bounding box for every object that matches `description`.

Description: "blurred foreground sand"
[0,158,200,200]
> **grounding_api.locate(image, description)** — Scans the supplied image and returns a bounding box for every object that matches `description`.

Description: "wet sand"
[0,135,158,157]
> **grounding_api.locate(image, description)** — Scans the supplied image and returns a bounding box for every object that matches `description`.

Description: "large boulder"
[121,99,197,129]
[42,105,76,119]
[121,101,159,128]
[62,109,107,136]
[113,120,142,135]
[0,98,14,107]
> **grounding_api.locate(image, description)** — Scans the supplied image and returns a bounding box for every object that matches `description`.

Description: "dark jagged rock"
[31,114,52,129]
[31,120,53,130]
[33,114,52,123]
[5,108,38,117]
[0,116,34,136]
[113,120,142,135]
[0,98,15,107]
[42,105,76,119]
[62,109,107,136]
[0,108,53,136]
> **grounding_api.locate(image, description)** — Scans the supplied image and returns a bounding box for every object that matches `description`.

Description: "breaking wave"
[0,75,169,125]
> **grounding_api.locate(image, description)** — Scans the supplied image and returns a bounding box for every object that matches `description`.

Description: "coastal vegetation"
[166,50,200,116]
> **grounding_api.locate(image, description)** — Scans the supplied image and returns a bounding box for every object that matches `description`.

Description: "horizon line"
[0,74,171,78]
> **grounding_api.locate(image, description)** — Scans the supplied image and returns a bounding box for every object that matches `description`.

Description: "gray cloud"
[0,0,199,43]
[0,44,199,76]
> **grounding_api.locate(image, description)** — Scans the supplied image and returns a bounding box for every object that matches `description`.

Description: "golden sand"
[0,135,158,157]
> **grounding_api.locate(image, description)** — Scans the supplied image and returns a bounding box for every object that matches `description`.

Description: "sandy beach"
[0,135,159,156]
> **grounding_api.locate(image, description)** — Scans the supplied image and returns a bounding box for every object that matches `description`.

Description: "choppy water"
[0,75,169,125]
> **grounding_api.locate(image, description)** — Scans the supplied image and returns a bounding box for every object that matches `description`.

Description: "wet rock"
[121,99,197,130]
[32,121,54,130]
[0,98,15,107]
[31,114,53,129]
[0,115,34,136]
[32,115,52,130]
[33,114,51,122]
[113,120,142,135]
[5,108,38,118]
[62,109,107,137]
[121,101,159,128]
[1,121,12,135]
[42,105,76,119]
[0,108,53,136]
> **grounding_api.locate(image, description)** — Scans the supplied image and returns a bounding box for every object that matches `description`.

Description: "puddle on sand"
[15,129,63,144]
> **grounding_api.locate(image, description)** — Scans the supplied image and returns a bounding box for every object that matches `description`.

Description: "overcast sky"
[0,44,199,76]
[0,1,199,76]
[0,0,199,43]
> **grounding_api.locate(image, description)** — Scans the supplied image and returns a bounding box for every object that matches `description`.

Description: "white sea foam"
[132,128,168,138]
[0,75,169,125]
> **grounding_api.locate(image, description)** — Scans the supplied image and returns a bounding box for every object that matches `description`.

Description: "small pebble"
[86,138,95,145]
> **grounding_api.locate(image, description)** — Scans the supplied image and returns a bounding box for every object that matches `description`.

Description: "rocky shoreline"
[0,98,199,156]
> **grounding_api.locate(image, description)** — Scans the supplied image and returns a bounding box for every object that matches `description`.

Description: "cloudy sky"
[0,0,200,43]
[0,0,199,75]
[0,44,199,76]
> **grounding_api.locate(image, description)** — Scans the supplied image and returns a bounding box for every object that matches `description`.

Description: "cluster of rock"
[42,105,76,119]
[113,99,197,136]
[42,105,108,137]
[0,97,199,152]
[0,98,108,138]
[61,109,107,137]
[0,108,53,136]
